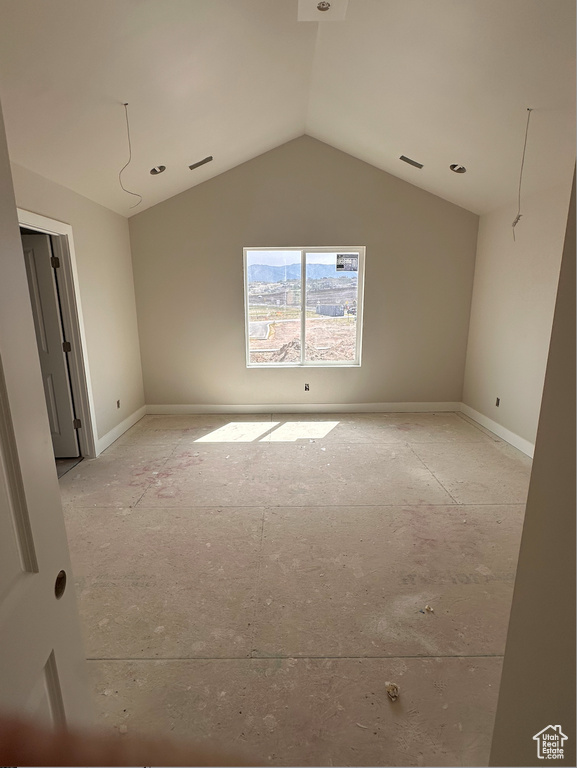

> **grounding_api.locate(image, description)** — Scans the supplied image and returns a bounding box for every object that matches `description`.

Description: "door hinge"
[51,255,60,269]
[73,418,82,430]
[62,341,72,353]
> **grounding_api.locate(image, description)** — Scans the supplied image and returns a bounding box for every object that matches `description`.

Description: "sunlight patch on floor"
[194,421,280,442]
[261,421,340,442]
[194,420,340,442]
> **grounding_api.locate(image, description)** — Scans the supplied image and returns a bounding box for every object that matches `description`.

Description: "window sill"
[246,363,362,369]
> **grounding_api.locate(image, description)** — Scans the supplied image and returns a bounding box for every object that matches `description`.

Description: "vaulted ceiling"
[0,0,574,217]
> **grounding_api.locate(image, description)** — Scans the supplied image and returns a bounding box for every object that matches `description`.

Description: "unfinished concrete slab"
[128,414,274,431]
[253,504,524,657]
[366,412,500,444]
[140,442,455,508]
[303,412,499,445]
[138,444,274,507]
[63,505,263,659]
[90,656,503,767]
[59,412,532,766]
[111,413,275,448]
[411,441,532,504]
[58,444,176,507]
[263,443,455,507]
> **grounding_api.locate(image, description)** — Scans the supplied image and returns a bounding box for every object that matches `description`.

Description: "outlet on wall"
[495,397,500,407]
[117,399,121,409]
[304,383,309,391]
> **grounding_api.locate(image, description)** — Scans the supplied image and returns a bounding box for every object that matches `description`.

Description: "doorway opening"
[21,229,81,472]
[17,210,97,468]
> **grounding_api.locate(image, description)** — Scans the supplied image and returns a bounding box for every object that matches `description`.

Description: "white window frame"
[243,246,365,368]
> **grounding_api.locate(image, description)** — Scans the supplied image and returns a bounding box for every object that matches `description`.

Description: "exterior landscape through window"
[244,248,364,366]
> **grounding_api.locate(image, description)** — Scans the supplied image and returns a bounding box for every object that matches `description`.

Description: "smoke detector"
[298,0,348,21]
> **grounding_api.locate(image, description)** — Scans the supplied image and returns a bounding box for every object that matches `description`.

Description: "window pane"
[304,252,359,363]
[246,250,302,364]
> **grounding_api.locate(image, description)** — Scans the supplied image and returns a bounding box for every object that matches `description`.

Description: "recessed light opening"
[150,165,166,175]
[450,164,467,173]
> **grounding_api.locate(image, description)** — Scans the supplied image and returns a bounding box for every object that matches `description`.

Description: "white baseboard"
[459,403,535,458]
[95,405,147,455]
[146,401,462,415]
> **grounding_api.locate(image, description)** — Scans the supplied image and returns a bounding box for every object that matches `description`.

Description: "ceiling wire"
[118,103,142,209]
[512,107,533,241]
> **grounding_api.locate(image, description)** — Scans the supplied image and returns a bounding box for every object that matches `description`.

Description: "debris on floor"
[385,682,400,701]
[425,604,434,613]
[356,723,368,729]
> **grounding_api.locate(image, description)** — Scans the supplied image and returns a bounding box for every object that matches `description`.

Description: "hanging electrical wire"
[512,107,533,241]
[118,102,142,209]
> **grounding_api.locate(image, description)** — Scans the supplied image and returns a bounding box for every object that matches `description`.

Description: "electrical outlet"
[304,383,309,391]
[117,399,121,409]
[495,397,500,407]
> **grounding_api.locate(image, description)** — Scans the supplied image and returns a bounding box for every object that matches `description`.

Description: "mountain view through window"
[244,249,364,366]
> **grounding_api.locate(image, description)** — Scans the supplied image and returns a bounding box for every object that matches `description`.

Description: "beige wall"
[463,180,573,444]
[490,173,575,766]
[10,163,145,440]
[129,136,479,407]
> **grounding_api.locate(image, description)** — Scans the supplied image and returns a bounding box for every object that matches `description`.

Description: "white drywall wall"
[490,172,575,767]
[129,136,479,407]
[463,179,573,444]
[10,163,145,441]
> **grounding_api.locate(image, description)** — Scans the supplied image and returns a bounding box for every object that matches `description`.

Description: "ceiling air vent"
[189,156,213,171]
[400,155,423,169]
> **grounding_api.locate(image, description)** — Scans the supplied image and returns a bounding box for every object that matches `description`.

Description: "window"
[244,247,365,367]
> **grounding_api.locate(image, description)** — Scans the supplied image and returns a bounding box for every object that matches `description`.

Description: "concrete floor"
[60,412,532,766]
[55,455,83,478]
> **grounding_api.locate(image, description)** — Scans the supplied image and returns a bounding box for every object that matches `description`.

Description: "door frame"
[17,209,97,458]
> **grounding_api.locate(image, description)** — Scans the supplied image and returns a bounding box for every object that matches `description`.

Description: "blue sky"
[246,250,342,266]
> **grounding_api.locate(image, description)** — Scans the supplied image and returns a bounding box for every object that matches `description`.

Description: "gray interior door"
[21,234,79,458]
